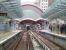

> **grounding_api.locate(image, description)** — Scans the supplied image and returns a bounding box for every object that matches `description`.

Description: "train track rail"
[29,30,65,50]
[3,30,65,50]
[38,31,66,50]
[29,31,44,50]
[15,31,34,50]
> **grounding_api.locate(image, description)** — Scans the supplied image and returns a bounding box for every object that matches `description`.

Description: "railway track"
[38,31,66,50]
[29,31,44,50]
[29,30,65,50]
[15,31,34,50]
[3,30,65,50]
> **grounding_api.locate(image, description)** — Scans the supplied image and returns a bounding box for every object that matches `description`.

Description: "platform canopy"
[22,9,42,20]
[0,0,22,19]
[42,0,66,21]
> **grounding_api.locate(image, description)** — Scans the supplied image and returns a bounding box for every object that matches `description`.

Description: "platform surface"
[0,30,22,45]
[39,30,66,38]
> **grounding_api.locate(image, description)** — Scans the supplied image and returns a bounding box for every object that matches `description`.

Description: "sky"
[21,0,36,4]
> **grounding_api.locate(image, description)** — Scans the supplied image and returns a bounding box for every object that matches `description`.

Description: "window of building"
[45,0,47,2]
[42,3,43,5]
[42,6,43,8]
[43,9,45,11]
[46,6,48,8]
[46,3,48,5]
[44,6,45,8]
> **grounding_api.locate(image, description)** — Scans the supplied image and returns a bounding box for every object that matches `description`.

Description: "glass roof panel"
[42,0,66,19]
[22,9,41,20]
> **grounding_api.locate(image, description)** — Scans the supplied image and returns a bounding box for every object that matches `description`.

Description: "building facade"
[35,0,48,12]
[35,0,54,12]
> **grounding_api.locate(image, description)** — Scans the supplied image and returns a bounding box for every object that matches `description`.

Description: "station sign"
[0,13,7,16]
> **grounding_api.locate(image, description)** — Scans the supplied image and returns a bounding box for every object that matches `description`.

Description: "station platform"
[0,30,22,45]
[39,30,66,49]
[39,30,66,38]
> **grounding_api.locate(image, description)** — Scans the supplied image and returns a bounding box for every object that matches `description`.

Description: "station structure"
[0,0,66,50]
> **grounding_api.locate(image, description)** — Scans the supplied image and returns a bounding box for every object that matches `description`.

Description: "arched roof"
[20,19,36,24]
[22,10,42,20]
[22,4,43,16]
[19,18,48,25]
[42,0,66,21]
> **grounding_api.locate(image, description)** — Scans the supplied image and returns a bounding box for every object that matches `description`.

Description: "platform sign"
[0,13,8,20]
[0,13,7,16]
